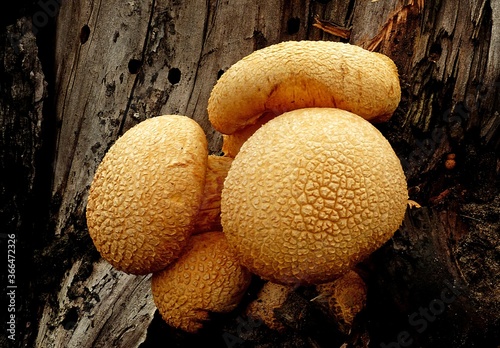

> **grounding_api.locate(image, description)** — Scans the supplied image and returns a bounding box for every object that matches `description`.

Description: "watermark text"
[380,279,467,348]
[6,233,17,341]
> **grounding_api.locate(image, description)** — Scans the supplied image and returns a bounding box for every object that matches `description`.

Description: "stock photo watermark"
[380,279,468,348]
[5,233,17,341]
[400,80,500,172]
[222,315,263,347]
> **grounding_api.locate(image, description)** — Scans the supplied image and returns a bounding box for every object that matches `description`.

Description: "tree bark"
[1,0,499,347]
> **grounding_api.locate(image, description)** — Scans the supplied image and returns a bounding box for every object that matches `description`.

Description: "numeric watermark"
[6,233,17,341]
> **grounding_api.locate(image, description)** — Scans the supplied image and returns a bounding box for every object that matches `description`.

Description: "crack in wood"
[363,0,424,51]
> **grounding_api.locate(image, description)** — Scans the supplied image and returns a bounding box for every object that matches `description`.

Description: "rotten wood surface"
[0,0,499,347]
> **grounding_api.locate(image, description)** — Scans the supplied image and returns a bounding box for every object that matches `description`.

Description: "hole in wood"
[287,17,301,35]
[128,59,142,74]
[62,307,79,330]
[80,25,90,44]
[168,68,181,84]
[429,42,442,62]
[217,69,225,80]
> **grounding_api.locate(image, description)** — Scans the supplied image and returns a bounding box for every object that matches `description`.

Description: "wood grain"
[1,0,498,346]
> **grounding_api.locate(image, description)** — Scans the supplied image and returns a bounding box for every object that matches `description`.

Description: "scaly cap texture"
[221,108,407,285]
[86,115,208,274]
[193,155,233,233]
[151,232,252,332]
[208,40,401,134]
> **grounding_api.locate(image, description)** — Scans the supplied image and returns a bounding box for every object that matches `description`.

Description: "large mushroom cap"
[221,108,407,285]
[208,40,401,135]
[86,115,208,274]
[151,231,252,333]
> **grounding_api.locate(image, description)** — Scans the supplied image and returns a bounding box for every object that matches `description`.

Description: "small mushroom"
[151,231,252,333]
[221,108,408,285]
[313,270,367,334]
[208,40,401,153]
[221,112,276,157]
[445,153,456,170]
[245,281,293,332]
[86,115,230,275]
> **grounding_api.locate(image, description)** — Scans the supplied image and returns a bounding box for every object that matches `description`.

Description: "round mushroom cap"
[151,232,252,333]
[221,108,408,285]
[208,40,401,135]
[86,115,208,274]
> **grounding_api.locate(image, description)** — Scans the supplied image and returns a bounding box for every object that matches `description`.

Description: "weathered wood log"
[0,15,47,348]
[35,260,155,348]
[1,0,499,347]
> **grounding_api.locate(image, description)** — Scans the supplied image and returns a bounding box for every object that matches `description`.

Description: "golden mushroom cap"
[208,40,401,135]
[86,115,208,274]
[221,108,408,285]
[151,232,252,333]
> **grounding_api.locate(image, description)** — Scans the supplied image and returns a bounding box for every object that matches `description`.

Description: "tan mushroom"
[221,108,408,285]
[245,281,292,332]
[221,112,276,158]
[314,270,367,334]
[208,40,401,156]
[193,155,233,233]
[86,115,231,275]
[151,231,252,333]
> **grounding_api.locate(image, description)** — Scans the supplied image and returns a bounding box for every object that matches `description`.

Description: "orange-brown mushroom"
[221,108,408,285]
[193,155,233,233]
[151,232,252,332]
[86,116,232,275]
[314,270,367,333]
[208,40,401,157]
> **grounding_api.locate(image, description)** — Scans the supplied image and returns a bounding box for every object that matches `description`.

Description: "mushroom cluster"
[86,40,407,333]
[209,40,401,157]
[86,115,251,331]
[210,41,407,285]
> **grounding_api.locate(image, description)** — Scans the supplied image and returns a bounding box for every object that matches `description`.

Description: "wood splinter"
[312,16,351,39]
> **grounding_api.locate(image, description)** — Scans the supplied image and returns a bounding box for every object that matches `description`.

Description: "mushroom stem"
[193,155,233,233]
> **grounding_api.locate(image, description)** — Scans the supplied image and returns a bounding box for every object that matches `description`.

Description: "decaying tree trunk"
[1,0,499,347]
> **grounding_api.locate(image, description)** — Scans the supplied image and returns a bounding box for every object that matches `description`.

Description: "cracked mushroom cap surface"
[86,115,208,274]
[221,108,408,285]
[151,231,252,333]
[208,40,401,135]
